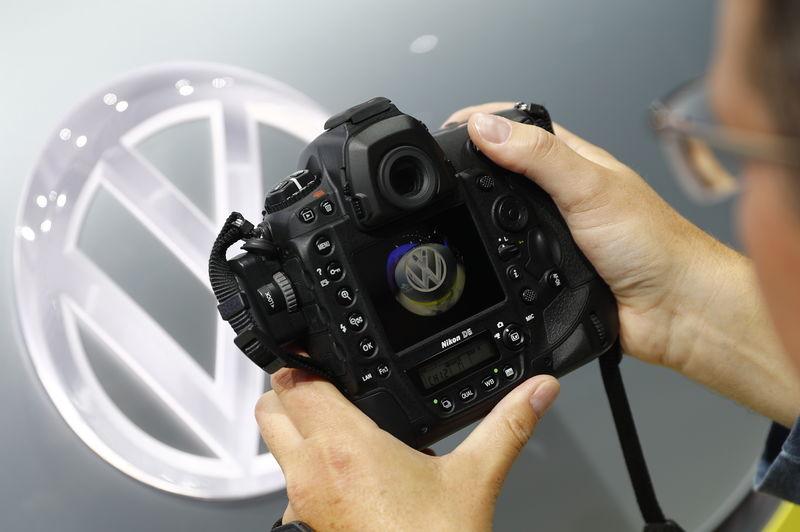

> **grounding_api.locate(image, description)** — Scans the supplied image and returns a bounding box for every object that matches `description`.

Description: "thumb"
[452,375,560,480]
[467,112,608,214]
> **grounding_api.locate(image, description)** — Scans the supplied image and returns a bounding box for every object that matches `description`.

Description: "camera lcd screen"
[352,204,504,353]
[416,335,498,391]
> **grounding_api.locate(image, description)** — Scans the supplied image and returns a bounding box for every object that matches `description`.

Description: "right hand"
[443,103,735,371]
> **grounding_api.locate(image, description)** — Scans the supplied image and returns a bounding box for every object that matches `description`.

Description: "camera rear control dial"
[264,169,321,213]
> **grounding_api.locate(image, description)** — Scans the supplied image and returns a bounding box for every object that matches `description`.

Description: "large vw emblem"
[13,63,328,499]
[404,245,448,293]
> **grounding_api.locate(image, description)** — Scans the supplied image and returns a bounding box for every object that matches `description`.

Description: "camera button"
[435,396,454,413]
[347,311,366,332]
[496,242,520,261]
[376,363,390,378]
[298,207,316,224]
[506,264,522,281]
[502,324,526,350]
[458,386,476,403]
[359,337,377,357]
[520,287,537,305]
[502,365,517,380]
[481,375,499,391]
[326,261,345,281]
[314,235,333,255]
[319,199,336,215]
[336,286,355,306]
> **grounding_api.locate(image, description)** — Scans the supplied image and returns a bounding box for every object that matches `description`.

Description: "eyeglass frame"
[649,78,800,175]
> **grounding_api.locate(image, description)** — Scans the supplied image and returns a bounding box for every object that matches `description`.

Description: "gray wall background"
[0,1,769,531]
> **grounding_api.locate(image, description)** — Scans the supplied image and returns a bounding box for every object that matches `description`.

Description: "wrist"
[659,230,748,374]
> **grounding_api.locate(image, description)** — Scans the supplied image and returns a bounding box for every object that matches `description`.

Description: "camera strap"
[599,341,685,532]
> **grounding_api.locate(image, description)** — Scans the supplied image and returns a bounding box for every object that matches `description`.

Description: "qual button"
[458,386,476,403]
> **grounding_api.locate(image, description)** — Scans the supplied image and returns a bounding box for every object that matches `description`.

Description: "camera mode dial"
[264,169,321,214]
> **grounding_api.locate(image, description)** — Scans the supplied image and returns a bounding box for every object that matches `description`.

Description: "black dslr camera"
[210,98,619,448]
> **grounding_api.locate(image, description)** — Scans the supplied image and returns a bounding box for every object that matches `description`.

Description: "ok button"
[359,337,377,357]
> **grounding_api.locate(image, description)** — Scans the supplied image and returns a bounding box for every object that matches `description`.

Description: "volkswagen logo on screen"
[13,62,328,499]
[404,245,447,293]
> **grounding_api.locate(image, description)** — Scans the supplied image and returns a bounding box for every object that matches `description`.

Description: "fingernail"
[530,379,560,418]
[473,113,512,144]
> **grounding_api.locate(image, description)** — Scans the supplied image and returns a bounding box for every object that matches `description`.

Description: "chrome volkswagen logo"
[404,245,448,293]
[13,62,328,499]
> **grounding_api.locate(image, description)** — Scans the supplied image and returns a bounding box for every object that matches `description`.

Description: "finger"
[467,113,611,214]
[441,101,516,129]
[254,390,303,463]
[270,368,374,438]
[451,375,559,480]
[553,123,622,169]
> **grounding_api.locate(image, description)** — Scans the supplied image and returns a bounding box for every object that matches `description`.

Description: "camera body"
[223,98,618,448]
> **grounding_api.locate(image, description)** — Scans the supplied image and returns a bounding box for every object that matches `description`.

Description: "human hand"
[442,103,735,371]
[256,368,560,532]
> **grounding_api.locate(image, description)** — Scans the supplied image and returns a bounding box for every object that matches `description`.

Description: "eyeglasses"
[650,78,799,203]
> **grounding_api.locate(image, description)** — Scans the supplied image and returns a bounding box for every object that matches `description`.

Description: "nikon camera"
[209,98,619,449]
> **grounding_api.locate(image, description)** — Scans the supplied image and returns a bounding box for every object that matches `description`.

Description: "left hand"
[256,368,560,532]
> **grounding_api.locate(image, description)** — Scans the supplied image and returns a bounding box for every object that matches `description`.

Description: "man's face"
[710,0,800,370]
